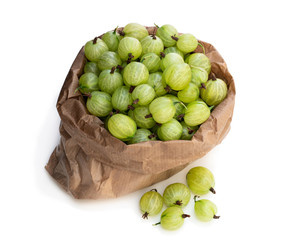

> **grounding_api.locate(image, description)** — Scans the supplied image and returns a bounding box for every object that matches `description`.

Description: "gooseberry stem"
[193,195,200,202]
[110,66,116,74]
[213,215,220,219]
[165,85,171,93]
[133,99,139,105]
[129,86,135,93]
[188,128,194,134]
[211,73,217,81]
[113,26,119,34]
[148,133,157,139]
[198,42,206,54]
[142,212,149,219]
[160,52,166,58]
[177,114,185,121]
[92,36,99,44]
[145,114,153,118]
[117,65,124,71]
[209,105,215,111]
[171,35,179,41]
[175,200,183,206]
[118,29,125,36]
[200,83,206,89]
[128,105,135,110]
[153,222,161,226]
[151,189,158,192]
[154,23,160,28]
[210,187,216,194]
[182,214,190,219]
[74,86,82,93]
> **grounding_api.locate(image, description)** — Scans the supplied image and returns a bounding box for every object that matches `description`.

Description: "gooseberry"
[98,67,123,95]
[155,24,178,47]
[149,97,176,124]
[194,197,220,222]
[118,37,142,61]
[123,62,149,86]
[184,100,210,127]
[86,91,112,117]
[163,183,191,207]
[157,119,183,141]
[84,37,108,62]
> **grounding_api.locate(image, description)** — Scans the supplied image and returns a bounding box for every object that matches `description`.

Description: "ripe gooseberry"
[128,129,157,144]
[186,166,216,196]
[163,183,191,207]
[194,196,220,222]
[157,119,183,141]
[154,206,190,231]
[84,37,108,62]
[155,24,178,47]
[77,72,99,94]
[86,91,112,117]
[149,97,176,124]
[98,67,123,95]
[139,189,163,219]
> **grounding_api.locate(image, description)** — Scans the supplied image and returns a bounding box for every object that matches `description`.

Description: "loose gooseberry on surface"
[186,166,216,196]
[118,37,142,61]
[149,97,176,124]
[86,91,112,117]
[154,206,190,231]
[155,24,178,47]
[184,100,210,127]
[139,189,163,219]
[123,62,149,86]
[128,129,157,144]
[98,67,123,95]
[157,119,183,141]
[163,183,191,207]
[84,37,109,62]
[194,197,220,222]
[107,113,137,141]
[200,75,228,106]
[77,72,100,94]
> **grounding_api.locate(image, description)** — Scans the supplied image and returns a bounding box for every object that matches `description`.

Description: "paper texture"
[45,27,236,199]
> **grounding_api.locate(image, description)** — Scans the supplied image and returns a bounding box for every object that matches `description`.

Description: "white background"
[1,0,296,239]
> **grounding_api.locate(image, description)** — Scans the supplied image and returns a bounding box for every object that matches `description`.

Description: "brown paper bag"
[45,27,236,199]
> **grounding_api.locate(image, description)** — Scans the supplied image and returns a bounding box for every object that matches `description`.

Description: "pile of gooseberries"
[78,23,228,143]
[139,166,220,231]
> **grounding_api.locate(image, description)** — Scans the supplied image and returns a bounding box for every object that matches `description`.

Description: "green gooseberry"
[157,119,182,141]
[128,129,157,144]
[118,37,142,61]
[77,72,99,94]
[132,84,156,106]
[84,37,109,62]
[149,97,176,124]
[187,53,211,74]
[140,35,164,56]
[191,67,208,88]
[200,75,228,106]
[160,52,184,71]
[133,106,156,129]
[121,23,148,41]
[139,189,163,219]
[86,91,112,117]
[180,121,199,140]
[163,47,184,58]
[98,67,123,95]
[186,166,216,196]
[163,183,191,207]
[194,197,220,222]
[177,82,199,103]
[172,33,198,54]
[107,114,137,141]
[97,51,122,71]
[163,63,192,91]
[184,100,210,127]
[147,72,167,97]
[155,24,178,47]
[163,94,185,120]
[154,206,190,231]
[111,86,133,112]
[83,62,101,76]
[123,62,149,86]
[140,53,161,73]
[101,27,120,52]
